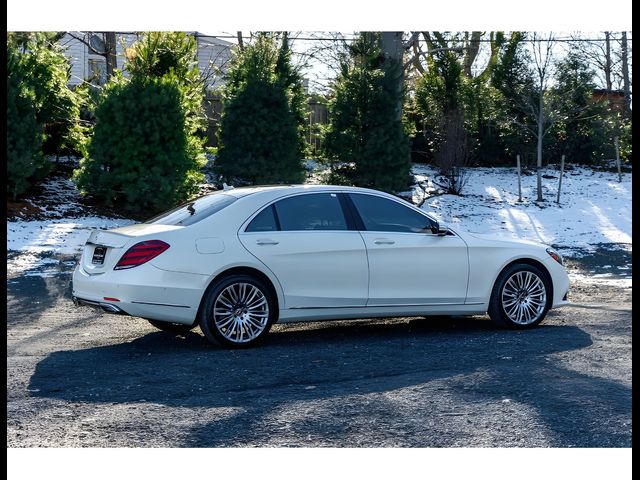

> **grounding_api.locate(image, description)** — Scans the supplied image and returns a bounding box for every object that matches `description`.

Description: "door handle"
[373,239,395,245]
[256,239,279,246]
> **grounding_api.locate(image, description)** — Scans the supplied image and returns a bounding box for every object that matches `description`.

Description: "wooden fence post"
[614,136,622,183]
[556,154,565,204]
[516,154,522,202]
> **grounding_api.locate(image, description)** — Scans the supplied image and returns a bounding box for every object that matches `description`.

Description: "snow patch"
[568,272,633,288]
[413,165,632,257]
[7,217,135,276]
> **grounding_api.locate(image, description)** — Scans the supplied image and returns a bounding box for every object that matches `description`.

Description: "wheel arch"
[196,266,281,324]
[494,257,554,295]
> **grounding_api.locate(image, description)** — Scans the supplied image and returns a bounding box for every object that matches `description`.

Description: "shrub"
[74,32,207,214]
[9,33,84,160]
[215,34,306,185]
[74,76,204,212]
[323,33,411,192]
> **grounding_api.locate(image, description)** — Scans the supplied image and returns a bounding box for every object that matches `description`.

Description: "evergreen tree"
[74,32,206,214]
[8,33,85,160]
[324,32,411,192]
[549,52,607,164]
[490,32,537,163]
[215,34,306,185]
[6,45,44,199]
[413,35,472,189]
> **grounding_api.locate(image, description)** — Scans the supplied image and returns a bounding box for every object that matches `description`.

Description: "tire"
[199,274,277,348]
[488,263,552,329]
[147,319,197,334]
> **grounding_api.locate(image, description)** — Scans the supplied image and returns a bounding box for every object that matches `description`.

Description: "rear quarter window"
[145,193,237,226]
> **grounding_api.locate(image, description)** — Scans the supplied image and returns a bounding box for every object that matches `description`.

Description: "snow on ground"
[409,164,632,258]
[7,217,134,277]
[568,271,632,289]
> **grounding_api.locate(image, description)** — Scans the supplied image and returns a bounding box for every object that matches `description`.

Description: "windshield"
[145,192,237,226]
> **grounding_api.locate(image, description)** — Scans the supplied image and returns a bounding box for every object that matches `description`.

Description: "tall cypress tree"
[324,32,411,192]
[215,33,306,185]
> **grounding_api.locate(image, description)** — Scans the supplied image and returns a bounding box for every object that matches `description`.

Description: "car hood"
[458,230,548,249]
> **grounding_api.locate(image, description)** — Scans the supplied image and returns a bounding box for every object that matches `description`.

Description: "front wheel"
[199,274,277,348]
[488,264,552,328]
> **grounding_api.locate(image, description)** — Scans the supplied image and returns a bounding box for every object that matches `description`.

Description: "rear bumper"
[71,263,209,325]
[72,295,127,314]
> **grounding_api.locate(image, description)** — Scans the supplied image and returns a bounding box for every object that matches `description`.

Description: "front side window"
[274,193,348,231]
[145,192,237,226]
[349,194,436,233]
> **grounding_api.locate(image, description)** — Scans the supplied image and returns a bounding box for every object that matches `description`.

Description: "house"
[57,31,233,90]
[590,88,626,113]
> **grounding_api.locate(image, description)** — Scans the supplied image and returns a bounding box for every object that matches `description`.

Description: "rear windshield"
[145,192,237,226]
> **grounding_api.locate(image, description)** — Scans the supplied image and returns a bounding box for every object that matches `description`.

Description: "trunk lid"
[81,224,182,275]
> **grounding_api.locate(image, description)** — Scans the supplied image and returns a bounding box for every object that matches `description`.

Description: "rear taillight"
[114,240,170,270]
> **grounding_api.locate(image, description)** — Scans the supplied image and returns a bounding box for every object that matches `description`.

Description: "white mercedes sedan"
[72,185,570,347]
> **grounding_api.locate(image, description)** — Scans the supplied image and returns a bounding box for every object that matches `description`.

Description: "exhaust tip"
[100,303,124,314]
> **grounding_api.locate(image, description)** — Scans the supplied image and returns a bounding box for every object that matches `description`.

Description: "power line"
[56,31,633,43]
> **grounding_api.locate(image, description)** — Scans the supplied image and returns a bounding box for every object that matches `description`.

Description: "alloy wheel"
[212,282,270,343]
[501,271,547,325]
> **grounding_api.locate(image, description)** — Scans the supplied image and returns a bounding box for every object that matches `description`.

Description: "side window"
[349,194,435,233]
[274,193,348,231]
[246,205,279,232]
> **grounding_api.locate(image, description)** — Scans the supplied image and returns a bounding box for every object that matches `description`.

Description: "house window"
[87,58,107,85]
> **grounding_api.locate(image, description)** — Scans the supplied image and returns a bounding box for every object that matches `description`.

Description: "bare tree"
[570,32,617,93]
[404,31,503,80]
[503,33,557,202]
[433,107,470,194]
[530,33,556,201]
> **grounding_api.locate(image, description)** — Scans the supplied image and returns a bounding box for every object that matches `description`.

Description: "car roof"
[223,184,384,198]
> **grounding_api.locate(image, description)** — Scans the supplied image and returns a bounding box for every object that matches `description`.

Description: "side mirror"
[430,221,439,235]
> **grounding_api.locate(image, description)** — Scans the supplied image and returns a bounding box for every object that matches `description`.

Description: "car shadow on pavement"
[7,270,73,327]
[28,317,631,447]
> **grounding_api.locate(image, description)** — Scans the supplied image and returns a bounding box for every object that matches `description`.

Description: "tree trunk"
[462,31,482,77]
[104,32,118,79]
[380,32,404,122]
[621,32,631,118]
[604,32,612,96]
[237,31,244,51]
[536,90,544,202]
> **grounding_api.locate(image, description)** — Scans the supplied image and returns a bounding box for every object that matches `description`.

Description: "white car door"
[239,192,368,309]
[347,193,469,306]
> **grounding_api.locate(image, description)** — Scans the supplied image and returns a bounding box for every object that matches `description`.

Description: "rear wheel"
[199,274,277,348]
[147,319,197,334]
[488,263,552,328]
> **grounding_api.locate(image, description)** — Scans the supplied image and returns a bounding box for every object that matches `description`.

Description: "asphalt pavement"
[6,251,632,447]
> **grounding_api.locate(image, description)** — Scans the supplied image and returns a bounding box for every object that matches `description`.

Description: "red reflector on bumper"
[103,297,120,302]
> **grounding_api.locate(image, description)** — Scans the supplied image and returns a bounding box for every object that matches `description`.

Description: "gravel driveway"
[6,253,632,447]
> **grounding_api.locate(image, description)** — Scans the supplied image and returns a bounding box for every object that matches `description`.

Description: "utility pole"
[621,32,631,119]
[604,32,612,101]
[380,32,404,122]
